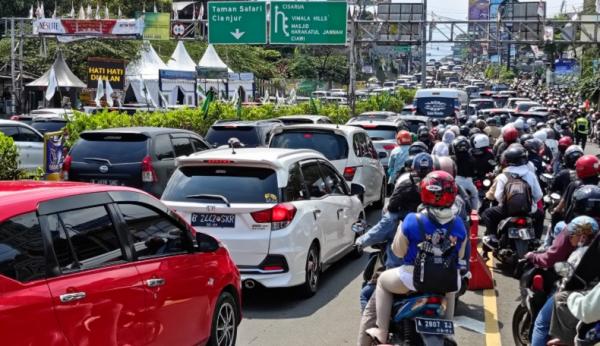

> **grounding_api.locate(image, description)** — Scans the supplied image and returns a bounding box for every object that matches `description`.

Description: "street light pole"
[421,0,427,88]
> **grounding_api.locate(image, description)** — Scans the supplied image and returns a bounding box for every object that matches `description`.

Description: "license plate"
[509,228,533,240]
[191,213,235,228]
[90,179,121,186]
[415,317,455,335]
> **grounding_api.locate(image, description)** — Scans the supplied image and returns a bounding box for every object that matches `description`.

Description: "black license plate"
[191,213,235,228]
[415,317,455,335]
[90,179,121,186]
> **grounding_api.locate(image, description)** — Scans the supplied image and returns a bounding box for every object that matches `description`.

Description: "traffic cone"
[467,211,494,290]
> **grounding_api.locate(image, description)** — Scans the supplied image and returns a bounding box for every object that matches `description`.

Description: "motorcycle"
[484,216,538,276]
[474,177,493,214]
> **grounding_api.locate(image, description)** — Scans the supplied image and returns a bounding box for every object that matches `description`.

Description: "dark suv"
[62,127,211,196]
[205,119,283,148]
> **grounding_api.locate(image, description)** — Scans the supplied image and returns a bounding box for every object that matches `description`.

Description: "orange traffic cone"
[467,211,494,290]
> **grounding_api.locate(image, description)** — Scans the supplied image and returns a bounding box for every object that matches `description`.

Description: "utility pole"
[10,18,16,115]
[420,0,427,88]
[348,5,357,116]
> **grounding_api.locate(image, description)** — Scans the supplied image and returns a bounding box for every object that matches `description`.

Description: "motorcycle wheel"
[512,304,531,346]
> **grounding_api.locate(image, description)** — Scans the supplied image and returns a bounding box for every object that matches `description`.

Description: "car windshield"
[270,131,348,161]
[356,126,397,140]
[31,121,67,134]
[70,134,148,164]
[205,126,260,147]
[473,101,495,110]
[405,120,426,133]
[518,103,538,112]
[415,97,456,118]
[162,166,279,204]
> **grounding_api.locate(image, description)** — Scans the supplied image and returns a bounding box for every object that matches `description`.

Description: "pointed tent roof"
[27,51,86,88]
[166,41,196,71]
[198,44,233,73]
[125,41,167,79]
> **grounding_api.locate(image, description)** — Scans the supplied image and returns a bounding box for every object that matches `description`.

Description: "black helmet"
[499,113,509,125]
[524,138,543,154]
[469,127,482,136]
[560,120,570,129]
[502,143,528,166]
[452,136,471,154]
[444,116,455,125]
[405,155,415,170]
[409,141,429,155]
[459,125,470,137]
[519,134,533,144]
[465,120,475,128]
[564,145,584,169]
[486,117,498,126]
[572,185,600,218]
[431,119,440,126]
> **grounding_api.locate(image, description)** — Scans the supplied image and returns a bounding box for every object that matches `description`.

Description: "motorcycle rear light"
[515,218,527,226]
[61,155,72,181]
[474,180,482,189]
[343,166,357,180]
[250,203,297,230]
[141,156,157,183]
[383,144,397,151]
[532,274,544,292]
[427,296,442,305]
[424,309,435,316]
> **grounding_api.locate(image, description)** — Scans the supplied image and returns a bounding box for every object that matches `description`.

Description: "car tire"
[207,291,238,346]
[298,243,320,298]
[372,179,386,209]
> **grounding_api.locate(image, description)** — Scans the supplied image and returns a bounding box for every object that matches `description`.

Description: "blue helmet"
[411,152,434,178]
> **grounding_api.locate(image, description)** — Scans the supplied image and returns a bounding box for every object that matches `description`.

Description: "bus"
[413,88,468,119]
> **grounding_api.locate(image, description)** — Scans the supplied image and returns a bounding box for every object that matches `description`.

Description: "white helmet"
[533,130,547,142]
[472,133,490,149]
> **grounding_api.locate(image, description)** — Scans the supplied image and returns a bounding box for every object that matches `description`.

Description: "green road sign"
[208,1,267,44]
[269,1,347,45]
[395,46,411,53]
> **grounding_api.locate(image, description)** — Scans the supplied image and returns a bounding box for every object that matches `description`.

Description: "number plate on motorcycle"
[508,228,521,238]
[518,228,534,240]
[415,317,455,335]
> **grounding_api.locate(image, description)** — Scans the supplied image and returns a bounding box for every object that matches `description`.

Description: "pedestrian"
[573,112,590,150]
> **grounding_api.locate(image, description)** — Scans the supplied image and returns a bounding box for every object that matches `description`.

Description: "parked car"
[9,114,34,125]
[0,119,44,172]
[269,124,386,208]
[205,119,282,148]
[0,181,241,346]
[62,127,211,197]
[161,148,366,297]
[278,115,333,125]
[30,115,69,135]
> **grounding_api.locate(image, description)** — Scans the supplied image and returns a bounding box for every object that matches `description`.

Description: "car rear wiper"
[83,157,112,164]
[185,194,231,207]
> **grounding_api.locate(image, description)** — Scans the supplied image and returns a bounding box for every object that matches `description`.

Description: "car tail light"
[532,274,544,292]
[344,166,357,181]
[258,255,289,272]
[61,155,72,181]
[141,156,157,183]
[515,218,527,226]
[383,144,397,151]
[251,203,297,231]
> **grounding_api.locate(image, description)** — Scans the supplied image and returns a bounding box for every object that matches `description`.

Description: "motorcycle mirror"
[553,262,574,278]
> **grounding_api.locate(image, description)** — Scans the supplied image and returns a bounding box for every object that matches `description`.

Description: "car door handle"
[312,209,321,220]
[337,208,344,219]
[59,292,86,303]
[146,278,165,288]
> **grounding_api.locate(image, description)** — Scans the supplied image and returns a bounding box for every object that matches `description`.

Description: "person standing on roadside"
[573,112,591,150]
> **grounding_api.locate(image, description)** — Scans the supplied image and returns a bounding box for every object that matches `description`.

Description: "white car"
[161,148,366,297]
[269,124,386,208]
[0,120,44,172]
[278,115,333,125]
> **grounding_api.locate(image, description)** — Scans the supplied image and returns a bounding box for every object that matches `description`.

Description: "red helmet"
[558,136,573,153]
[575,155,600,179]
[420,170,458,208]
[396,130,412,145]
[502,126,519,144]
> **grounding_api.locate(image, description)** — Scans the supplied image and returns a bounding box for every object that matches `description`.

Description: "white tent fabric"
[166,41,196,71]
[125,42,167,107]
[198,44,234,73]
[27,51,86,88]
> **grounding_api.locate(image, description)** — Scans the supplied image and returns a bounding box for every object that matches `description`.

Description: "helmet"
[433,156,457,177]
[452,136,471,154]
[445,116,455,125]
[502,126,519,143]
[469,128,482,136]
[418,127,431,142]
[572,185,600,218]
[520,134,533,144]
[420,170,458,208]
[566,216,599,237]
[396,130,413,145]
[431,119,440,126]
[472,133,490,149]
[524,138,543,154]
[459,125,470,137]
[514,118,525,131]
[527,118,537,128]
[499,114,509,125]
[449,125,460,136]
[502,143,528,166]
[536,123,546,130]
[575,155,600,180]
[560,120,570,129]
[544,128,555,140]
[558,136,573,153]
[486,117,498,126]
[564,145,584,169]
[465,120,475,128]
[411,153,434,178]
[405,155,415,170]
[533,130,547,142]
[409,141,429,155]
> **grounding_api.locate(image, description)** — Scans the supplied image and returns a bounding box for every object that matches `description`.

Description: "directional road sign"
[269,1,348,45]
[208,1,267,44]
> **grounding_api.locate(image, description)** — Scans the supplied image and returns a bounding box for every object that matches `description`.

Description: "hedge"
[0,133,24,180]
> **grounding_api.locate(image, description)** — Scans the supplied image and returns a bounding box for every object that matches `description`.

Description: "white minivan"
[0,120,44,172]
[414,88,469,120]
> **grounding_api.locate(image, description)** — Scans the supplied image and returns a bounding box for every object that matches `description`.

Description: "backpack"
[502,173,533,216]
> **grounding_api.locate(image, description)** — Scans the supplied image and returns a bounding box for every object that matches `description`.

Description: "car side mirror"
[350,183,365,200]
[195,232,219,253]
[378,152,387,159]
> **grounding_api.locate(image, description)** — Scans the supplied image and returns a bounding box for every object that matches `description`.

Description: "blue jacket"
[387,145,410,183]
[357,211,405,268]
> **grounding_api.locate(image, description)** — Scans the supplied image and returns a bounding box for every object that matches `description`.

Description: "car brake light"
[205,159,234,164]
[383,144,397,151]
[515,218,527,226]
[141,156,157,183]
[344,166,357,180]
[251,203,297,231]
[532,274,544,292]
[303,133,313,139]
[61,155,72,181]
[362,124,377,128]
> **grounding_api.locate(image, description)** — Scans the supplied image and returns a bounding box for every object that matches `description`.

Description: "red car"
[0,181,241,346]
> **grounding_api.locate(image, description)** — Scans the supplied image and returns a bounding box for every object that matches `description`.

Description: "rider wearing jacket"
[452,136,479,211]
[387,130,412,186]
[553,155,600,224]
[471,133,497,179]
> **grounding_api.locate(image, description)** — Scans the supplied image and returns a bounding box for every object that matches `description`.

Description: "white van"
[413,88,468,119]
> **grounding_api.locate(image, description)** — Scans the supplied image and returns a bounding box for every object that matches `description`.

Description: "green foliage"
[0,133,25,180]
[484,64,515,82]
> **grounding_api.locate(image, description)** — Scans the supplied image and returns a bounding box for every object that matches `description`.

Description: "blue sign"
[158,69,197,80]
[44,132,65,175]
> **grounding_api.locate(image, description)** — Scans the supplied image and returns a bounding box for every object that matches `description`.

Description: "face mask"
[427,207,454,225]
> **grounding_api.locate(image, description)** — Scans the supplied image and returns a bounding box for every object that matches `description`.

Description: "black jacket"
[388,173,421,214]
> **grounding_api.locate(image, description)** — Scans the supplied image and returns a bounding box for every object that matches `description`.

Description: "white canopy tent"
[197,44,254,102]
[161,41,197,106]
[125,41,167,107]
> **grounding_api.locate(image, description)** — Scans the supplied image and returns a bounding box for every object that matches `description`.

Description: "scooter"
[484,216,538,277]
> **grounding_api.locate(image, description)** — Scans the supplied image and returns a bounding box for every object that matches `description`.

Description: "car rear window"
[32,121,68,134]
[70,133,148,164]
[354,126,397,141]
[205,126,260,147]
[162,166,279,204]
[415,97,456,118]
[405,120,426,133]
[270,131,349,161]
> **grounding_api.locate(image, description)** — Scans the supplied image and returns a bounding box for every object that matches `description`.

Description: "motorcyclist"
[493,125,519,158]
[471,133,497,179]
[452,136,479,211]
[554,155,600,224]
[482,144,543,248]
[417,126,434,151]
[431,130,454,157]
[524,138,544,175]
[573,112,591,150]
[365,171,467,344]
[387,130,412,186]
[550,145,583,197]
[484,116,502,143]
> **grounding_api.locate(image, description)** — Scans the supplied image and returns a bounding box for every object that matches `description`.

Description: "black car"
[31,117,68,134]
[63,127,211,197]
[205,119,283,147]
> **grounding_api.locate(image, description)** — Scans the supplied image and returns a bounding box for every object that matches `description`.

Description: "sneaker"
[482,235,499,249]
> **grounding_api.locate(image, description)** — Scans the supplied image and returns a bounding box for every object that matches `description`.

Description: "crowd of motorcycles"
[355,76,600,346]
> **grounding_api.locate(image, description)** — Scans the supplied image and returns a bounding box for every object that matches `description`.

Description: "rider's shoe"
[365,328,388,345]
[482,235,499,250]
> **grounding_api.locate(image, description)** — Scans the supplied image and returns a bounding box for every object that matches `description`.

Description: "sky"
[426,0,584,20]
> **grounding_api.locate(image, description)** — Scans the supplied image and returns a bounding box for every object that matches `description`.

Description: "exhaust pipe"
[244,280,256,289]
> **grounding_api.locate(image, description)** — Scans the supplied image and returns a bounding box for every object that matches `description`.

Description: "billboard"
[34,18,143,37]
[87,58,126,89]
[469,0,490,20]
[143,13,171,40]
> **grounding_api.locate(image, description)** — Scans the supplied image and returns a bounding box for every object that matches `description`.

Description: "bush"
[0,133,24,180]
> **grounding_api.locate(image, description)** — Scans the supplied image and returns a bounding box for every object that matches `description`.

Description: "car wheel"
[207,292,238,346]
[372,179,386,209]
[298,243,320,298]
